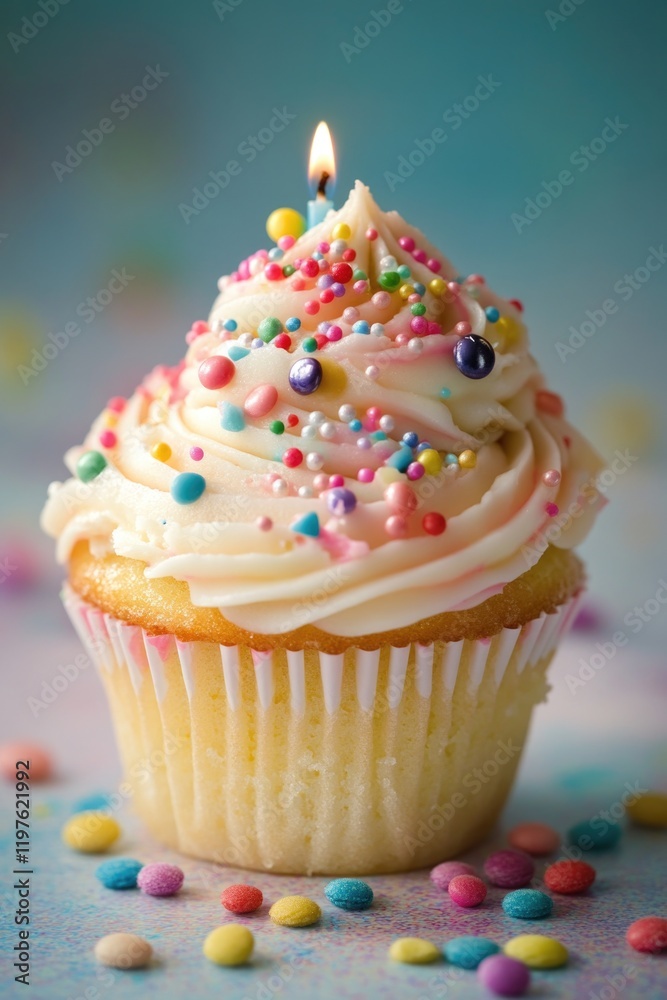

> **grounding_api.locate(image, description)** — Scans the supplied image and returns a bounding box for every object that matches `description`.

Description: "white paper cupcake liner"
[61,585,581,874]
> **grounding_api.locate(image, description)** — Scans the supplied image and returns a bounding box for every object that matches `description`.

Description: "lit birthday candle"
[307,121,335,229]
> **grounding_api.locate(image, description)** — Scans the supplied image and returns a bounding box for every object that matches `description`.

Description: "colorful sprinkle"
[327,488,357,516]
[508,822,560,856]
[448,874,487,907]
[94,933,152,970]
[484,850,535,888]
[289,357,323,395]
[95,858,143,890]
[203,924,254,966]
[389,938,439,964]
[137,862,184,897]
[627,791,667,828]
[503,934,568,969]
[199,355,236,389]
[170,472,206,504]
[324,878,373,911]
[266,207,305,242]
[190,446,204,461]
[244,384,278,418]
[626,917,667,953]
[501,889,553,920]
[477,954,530,996]
[430,861,477,891]
[568,818,622,851]
[220,883,263,914]
[227,345,250,362]
[269,895,321,927]
[423,512,446,535]
[151,442,171,462]
[76,451,107,483]
[444,936,500,970]
[62,813,120,853]
[544,860,596,894]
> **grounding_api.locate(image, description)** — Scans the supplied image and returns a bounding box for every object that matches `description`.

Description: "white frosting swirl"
[41,182,603,635]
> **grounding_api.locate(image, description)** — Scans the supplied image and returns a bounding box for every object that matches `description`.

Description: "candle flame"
[308,121,336,198]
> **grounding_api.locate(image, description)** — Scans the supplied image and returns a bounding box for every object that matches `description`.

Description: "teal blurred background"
[1,0,666,628]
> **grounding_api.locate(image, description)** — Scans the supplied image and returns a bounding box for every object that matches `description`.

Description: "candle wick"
[317,171,330,198]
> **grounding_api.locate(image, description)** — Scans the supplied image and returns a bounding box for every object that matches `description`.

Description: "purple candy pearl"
[327,487,357,516]
[137,862,184,897]
[454,334,495,379]
[477,955,530,997]
[289,358,323,395]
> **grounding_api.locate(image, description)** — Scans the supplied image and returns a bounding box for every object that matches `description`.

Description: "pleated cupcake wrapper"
[61,585,581,714]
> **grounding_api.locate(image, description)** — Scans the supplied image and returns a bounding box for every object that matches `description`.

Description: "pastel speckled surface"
[1,596,666,998]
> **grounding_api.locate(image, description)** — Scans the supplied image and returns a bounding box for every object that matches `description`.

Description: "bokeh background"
[1,0,666,632]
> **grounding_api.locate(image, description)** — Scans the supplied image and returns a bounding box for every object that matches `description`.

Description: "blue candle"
[307,121,335,229]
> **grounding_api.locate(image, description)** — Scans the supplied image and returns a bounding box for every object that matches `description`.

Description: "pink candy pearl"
[455,321,472,336]
[427,321,442,336]
[99,430,117,448]
[343,307,359,323]
[327,326,343,342]
[264,263,283,281]
[467,273,485,284]
[430,861,477,891]
[408,293,421,304]
[304,300,320,315]
[255,515,272,531]
[543,469,561,487]
[291,277,306,291]
[412,248,427,263]
[190,446,204,461]
[353,280,368,293]
[329,474,344,488]
[278,235,295,250]
[545,502,559,517]
[366,406,381,422]
[384,481,418,513]
[244,383,278,418]
[372,291,391,309]
[137,863,184,897]
[365,227,378,241]
[317,241,330,254]
[191,320,209,336]
[448,874,487,907]
[447,281,461,296]
[385,514,408,538]
[358,468,374,483]
[313,473,329,492]
[410,316,428,336]
[398,236,415,252]
[483,849,535,888]
[107,396,126,413]
[407,462,425,481]
[395,333,409,347]
[427,258,442,273]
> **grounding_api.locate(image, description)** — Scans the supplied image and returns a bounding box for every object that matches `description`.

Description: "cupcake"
[42,182,603,875]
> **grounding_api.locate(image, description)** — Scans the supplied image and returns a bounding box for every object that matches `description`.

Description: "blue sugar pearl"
[96,858,144,890]
[444,936,500,970]
[454,334,495,380]
[324,878,373,911]
[567,818,622,851]
[228,344,250,361]
[171,472,206,505]
[219,401,246,432]
[416,441,432,453]
[289,357,323,395]
[440,387,451,399]
[445,453,459,466]
[402,431,419,448]
[326,488,357,516]
[386,446,413,472]
[502,889,553,920]
[485,306,500,323]
[349,419,362,432]
[285,316,301,332]
[414,282,426,296]
[312,251,323,260]
[352,321,370,335]
[72,792,111,814]
[268,247,283,261]
[222,319,237,332]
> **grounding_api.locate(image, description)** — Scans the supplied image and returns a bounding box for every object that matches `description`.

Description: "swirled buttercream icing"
[42,182,604,636]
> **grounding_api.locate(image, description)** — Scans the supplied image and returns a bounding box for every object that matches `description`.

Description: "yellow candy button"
[269,895,321,927]
[266,208,306,242]
[203,925,254,966]
[417,448,442,476]
[627,791,667,829]
[62,812,121,853]
[389,937,440,964]
[504,934,568,969]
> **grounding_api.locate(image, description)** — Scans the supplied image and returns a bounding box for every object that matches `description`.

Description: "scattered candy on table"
[444,935,500,969]
[220,883,263,913]
[269,895,321,927]
[503,934,568,968]
[62,812,121,853]
[203,924,254,966]
[324,878,374,911]
[567,818,622,851]
[389,937,440,964]
[137,862,184,897]
[96,858,144,890]
[626,917,667,953]
[0,742,52,781]
[448,874,487,907]
[501,889,553,920]
[484,849,535,888]
[477,954,530,997]
[626,791,667,829]
[94,933,153,969]
[430,860,477,890]
[544,860,596,894]
[507,822,560,856]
